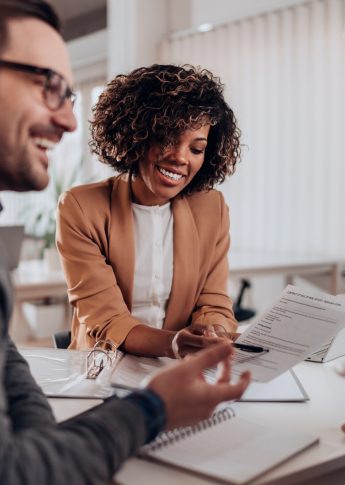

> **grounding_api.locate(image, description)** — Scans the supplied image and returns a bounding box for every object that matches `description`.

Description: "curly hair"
[90,64,241,195]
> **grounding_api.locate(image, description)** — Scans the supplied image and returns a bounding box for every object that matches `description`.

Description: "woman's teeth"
[157,166,183,181]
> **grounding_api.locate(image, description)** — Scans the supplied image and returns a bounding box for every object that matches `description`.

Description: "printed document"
[233,285,345,382]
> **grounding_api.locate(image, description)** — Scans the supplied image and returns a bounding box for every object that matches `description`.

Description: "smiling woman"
[56,64,241,358]
[130,124,210,206]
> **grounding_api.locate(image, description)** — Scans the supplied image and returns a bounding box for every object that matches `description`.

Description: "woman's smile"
[155,165,185,185]
[131,124,210,206]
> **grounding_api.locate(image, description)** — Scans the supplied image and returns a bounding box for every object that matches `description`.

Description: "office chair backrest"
[52,331,71,349]
[233,279,256,323]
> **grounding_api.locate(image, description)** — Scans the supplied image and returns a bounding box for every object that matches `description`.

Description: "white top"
[131,202,173,329]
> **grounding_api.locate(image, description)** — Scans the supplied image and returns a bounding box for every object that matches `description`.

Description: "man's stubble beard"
[0,145,49,192]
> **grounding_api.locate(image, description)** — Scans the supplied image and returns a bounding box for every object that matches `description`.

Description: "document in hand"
[232,285,345,382]
[140,405,318,485]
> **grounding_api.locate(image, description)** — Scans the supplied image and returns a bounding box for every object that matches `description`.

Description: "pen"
[233,343,268,353]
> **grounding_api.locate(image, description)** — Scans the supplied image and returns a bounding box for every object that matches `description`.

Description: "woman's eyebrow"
[193,137,208,142]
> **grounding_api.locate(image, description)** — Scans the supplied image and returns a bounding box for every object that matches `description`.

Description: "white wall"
[107,0,169,78]
[161,0,345,257]
[105,0,313,74]
[190,0,315,27]
[68,30,107,83]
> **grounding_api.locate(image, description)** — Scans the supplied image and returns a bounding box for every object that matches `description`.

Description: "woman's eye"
[191,147,205,155]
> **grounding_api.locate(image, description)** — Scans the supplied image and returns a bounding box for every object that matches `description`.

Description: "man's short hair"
[0,0,60,54]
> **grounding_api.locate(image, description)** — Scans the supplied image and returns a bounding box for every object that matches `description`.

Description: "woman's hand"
[202,323,240,342]
[171,324,237,359]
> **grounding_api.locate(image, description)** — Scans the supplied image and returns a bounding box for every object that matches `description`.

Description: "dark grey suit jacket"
[0,245,163,484]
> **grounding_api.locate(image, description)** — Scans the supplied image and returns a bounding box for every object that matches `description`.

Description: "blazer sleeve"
[191,192,237,332]
[56,190,141,348]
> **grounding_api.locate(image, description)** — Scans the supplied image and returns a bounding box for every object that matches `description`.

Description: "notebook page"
[143,417,318,485]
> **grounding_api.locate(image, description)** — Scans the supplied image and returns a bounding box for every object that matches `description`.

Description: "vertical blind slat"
[160,0,345,255]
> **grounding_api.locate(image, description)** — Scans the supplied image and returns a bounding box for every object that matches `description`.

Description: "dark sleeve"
[0,340,166,484]
[4,338,56,431]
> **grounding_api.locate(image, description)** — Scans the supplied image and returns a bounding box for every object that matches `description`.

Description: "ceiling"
[49,0,107,41]
[49,0,106,21]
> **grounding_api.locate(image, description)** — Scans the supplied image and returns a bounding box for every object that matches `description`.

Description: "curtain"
[160,0,345,255]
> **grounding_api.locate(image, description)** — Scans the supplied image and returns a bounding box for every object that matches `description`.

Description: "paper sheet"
[204,368,309,401]
[233,285,345,382]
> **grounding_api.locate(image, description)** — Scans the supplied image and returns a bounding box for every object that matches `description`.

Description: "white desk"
[11,252,343,299]
[10,252,343,340]
[12,259,67,300]
[49,357,345,485]
[10,259,68,341]
[229,249,343,295]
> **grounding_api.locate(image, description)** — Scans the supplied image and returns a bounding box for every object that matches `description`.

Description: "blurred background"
[2,0,345,342]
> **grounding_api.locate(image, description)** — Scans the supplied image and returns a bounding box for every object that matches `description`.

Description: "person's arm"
[1,338,249,485]
[191,192,237,333]
[0,323,156,484]
[56,190,142,347]
[57,190,222,358]
[0,386,161,484]
[119,192,239,358]
[4,338,56,431]
[0,259,163,485]
[122,323,222,358]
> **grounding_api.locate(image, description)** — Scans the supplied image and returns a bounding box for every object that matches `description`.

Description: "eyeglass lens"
[44,73,75,110]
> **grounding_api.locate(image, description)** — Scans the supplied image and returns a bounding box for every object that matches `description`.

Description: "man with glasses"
[0,1,250,483]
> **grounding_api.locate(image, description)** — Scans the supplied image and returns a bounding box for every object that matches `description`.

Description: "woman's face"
[131,124,210,206]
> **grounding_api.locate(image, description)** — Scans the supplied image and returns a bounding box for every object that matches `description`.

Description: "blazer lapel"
[164,197,200,329]
[108,175,135,310]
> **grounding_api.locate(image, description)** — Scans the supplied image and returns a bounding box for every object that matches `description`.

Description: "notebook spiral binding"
[144,406,236,452]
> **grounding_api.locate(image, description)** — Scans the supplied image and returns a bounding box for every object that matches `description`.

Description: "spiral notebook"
[140,406,318,485]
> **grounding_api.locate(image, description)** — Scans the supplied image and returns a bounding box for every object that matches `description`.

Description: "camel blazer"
[56,174,236,350]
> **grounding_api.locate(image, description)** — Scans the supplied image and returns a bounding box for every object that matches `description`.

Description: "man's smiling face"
[0,17,76,192]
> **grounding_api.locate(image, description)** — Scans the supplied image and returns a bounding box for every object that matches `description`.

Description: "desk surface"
[13,251,343,285]
[49,356,345,485]
[229,249,343,295]
[12,251,343,294]
[12,259,66,291]
[229,249,343,272]
[10,260,68,342]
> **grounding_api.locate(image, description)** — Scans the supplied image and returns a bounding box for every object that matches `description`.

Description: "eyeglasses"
[0,59,76,110]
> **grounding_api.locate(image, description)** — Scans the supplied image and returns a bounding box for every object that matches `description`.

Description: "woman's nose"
[168,143,188,164]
